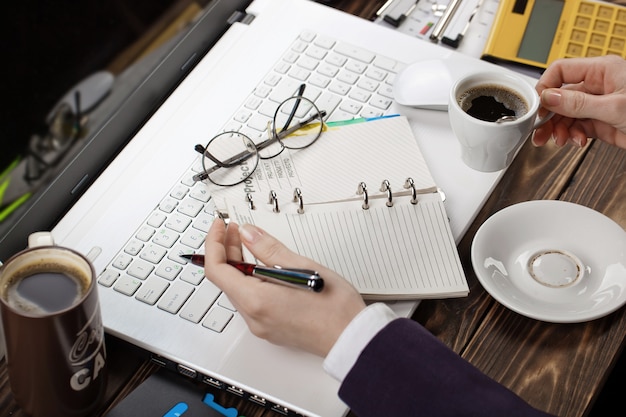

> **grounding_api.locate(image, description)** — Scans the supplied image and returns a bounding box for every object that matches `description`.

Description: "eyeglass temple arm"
[282,84,307,131]
[272,110,327,142]
[194,143,252,170]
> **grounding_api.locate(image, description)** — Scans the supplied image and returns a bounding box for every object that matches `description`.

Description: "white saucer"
[471,200,626,323]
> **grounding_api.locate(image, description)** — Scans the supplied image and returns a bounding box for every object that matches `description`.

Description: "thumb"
[540,88,613,123]
[239,223,312,269]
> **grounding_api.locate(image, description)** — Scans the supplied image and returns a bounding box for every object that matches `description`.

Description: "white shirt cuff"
[323,302,398,383]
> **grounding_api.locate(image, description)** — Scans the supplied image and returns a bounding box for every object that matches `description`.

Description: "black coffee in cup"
[0,244,107,417]
[457,84,529,122]
[5,264,89,315]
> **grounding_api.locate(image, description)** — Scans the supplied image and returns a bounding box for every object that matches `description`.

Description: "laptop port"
[202,376,224,389]
[271,404,288,415]
[150,356,167,367]
[226,385,244,397]
[248,394,267,407]
[177,364,197,379]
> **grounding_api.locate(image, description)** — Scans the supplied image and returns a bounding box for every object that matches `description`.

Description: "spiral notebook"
[221,116,468,300]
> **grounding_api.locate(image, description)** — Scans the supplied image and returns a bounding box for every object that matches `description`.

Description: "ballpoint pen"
[180,254,324,292]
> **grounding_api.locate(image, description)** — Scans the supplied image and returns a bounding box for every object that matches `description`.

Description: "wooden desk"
[1,1,625,416]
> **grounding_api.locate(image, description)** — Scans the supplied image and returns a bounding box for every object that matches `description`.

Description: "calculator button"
[567,43,584,56]
[572,29,588,42]
[609,37,625,50]
[585,47,603,57]
[598,6,615,20]
[614,23,626,37]
[575,16,591,29]
[617,10,626,22]
[593,20,610,33]
[590,33,606,46]
[578,2,594,15]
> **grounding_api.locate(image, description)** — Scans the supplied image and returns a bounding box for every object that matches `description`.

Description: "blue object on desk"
[106,369,240,417]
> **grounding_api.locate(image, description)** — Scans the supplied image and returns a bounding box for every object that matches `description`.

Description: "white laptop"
[49,0,517,415]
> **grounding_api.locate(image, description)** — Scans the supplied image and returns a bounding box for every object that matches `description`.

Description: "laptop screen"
[0,0,252,260]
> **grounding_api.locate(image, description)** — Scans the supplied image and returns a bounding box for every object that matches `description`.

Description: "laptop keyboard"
[97,31,402,333]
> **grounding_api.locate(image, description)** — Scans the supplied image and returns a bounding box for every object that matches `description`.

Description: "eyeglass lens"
[200,131,259,186]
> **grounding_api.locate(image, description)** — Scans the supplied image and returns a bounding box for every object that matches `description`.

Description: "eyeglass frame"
[192,85,326,186]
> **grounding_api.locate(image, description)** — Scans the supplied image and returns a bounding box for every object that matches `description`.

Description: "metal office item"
[430,0,464,40]
[383,0,421,26]
[375,0,500,58]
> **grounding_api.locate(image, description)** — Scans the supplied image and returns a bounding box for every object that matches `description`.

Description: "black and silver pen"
[180,254,324,292]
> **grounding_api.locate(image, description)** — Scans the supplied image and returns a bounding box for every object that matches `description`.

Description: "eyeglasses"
[192,85,326,186]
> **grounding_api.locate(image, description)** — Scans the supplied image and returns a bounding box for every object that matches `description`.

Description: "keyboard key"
[98,269,120,287]
[329,80,351,96]
[147,212,166,228]
[180,265,205,285]
[168,244,194,264]
[337,71,359,85]
[202,306,234,332]
[192,212,214,232]
[312,35,336,50]
[159,197,178,213]
[135,277,169,305]
[112,253,133,270]
[136,226,155,242]
[179,280,221,323]
[334,42,375,63]
[170,184,189,200]
[189,183,211,203]
[181,230,206,249]
[345,60,367,74]
[165,213,192,233]
[217,294,236,312]
[152,229,180,249]
[373,56,401,73]
[127,259,154,280]
[124,239,144,256]
[114,275,142,296]
[157,281,195,314]
[155,260,183,281]
[141,243,168,263]
[177,198,203,217]
[326,53,347,68]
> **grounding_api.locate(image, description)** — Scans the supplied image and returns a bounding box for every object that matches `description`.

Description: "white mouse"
[393,59,452,111]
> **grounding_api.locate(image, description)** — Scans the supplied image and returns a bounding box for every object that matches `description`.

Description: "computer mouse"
[393,59,452,111]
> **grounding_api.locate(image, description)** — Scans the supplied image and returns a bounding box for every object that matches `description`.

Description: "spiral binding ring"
[380,179,393,207]
[293,188,304,214]
[404,177,418,204]
[246,193,256,210]
[269,190,279,213]
[437,187,446,202]
[356,182,369,210]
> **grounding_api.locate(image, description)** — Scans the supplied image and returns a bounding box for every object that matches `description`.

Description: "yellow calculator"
[482,0,626,69]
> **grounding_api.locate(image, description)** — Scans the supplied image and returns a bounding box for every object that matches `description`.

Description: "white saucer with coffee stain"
[471,200,626,323]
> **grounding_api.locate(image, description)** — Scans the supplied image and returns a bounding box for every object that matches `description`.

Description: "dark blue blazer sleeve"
[338,318,555,417]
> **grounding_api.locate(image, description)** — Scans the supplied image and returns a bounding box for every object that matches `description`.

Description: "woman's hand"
[533,55,626,149]
[203,219,366,357]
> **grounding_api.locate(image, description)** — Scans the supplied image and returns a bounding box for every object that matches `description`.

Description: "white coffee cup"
[448,71,552,172]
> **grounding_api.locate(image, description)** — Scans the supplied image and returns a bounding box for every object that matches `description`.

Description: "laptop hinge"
[228,11,255,25]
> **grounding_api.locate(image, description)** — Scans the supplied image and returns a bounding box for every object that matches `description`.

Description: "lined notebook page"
[227,193,468,300]
[210,116,437,211]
